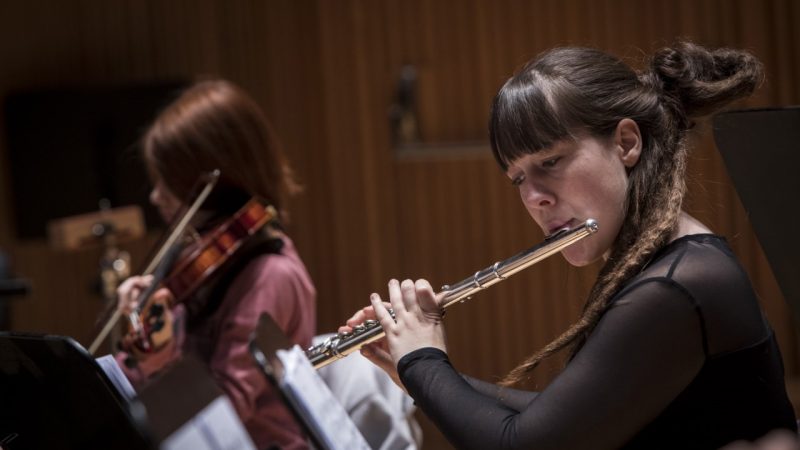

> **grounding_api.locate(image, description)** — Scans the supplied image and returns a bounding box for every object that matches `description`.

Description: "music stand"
[0,279,30,298]
[249,314,370,450]
[0,252,29,330]
[47,205,145,252]
[712,106,800,315]
[0,332,153,450]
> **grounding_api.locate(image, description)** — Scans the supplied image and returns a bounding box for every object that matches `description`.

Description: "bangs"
[489,73,572,170]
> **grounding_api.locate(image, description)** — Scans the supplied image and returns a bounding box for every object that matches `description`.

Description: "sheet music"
[277,345,371,450]
[161,396,256,450]
[95,354,137,401]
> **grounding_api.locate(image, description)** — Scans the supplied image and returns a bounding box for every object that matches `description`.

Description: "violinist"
[114,79,316,450]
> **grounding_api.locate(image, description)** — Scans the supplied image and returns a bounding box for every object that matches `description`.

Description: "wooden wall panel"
[0,1,798,448]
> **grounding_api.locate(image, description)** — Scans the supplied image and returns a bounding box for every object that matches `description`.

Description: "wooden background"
[0,1,798,448]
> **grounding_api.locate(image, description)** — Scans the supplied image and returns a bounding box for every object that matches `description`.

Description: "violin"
[126,198,278,355]
[87,170,277,356]
[88,170,220,355]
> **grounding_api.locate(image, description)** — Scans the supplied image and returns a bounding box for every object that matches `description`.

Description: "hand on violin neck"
[121,296,179,360]
[117,274,177,358]
[120,302,185,375]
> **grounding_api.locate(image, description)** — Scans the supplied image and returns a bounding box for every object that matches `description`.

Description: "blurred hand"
[116,275,155,315]
[117,275,177,362]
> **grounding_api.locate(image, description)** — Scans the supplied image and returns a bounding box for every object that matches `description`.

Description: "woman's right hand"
[116,275,155,315]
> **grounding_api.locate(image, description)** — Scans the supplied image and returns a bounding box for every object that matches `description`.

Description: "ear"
[614,118,642,168]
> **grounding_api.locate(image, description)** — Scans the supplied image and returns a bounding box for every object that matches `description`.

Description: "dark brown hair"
[491,42,763,386]
[143,79,300,221]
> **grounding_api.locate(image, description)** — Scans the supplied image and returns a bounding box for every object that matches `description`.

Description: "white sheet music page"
[277,345,371,450]
[96,354,137,401]
[161,396,256,450]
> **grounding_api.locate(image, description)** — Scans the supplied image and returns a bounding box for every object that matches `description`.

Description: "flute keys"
[352,319,380,335]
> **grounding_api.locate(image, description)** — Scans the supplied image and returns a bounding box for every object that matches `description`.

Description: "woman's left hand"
[370,278,447,367]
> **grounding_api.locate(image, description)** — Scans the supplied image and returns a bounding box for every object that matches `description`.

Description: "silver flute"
[307,219,599,369]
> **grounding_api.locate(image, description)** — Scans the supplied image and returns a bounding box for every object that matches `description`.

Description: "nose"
[520,179,555,210]
[149,185,161,207]
[150,180,169,208]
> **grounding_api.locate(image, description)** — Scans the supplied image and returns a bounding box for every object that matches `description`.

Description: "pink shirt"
[119,236,316,449]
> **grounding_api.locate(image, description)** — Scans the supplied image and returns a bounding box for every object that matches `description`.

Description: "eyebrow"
[506,139,574,173]
[527,146,561,164]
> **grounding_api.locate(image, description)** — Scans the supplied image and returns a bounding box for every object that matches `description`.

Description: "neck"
[670,211,712,242]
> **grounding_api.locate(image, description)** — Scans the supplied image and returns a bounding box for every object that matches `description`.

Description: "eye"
[542,157,561,168]
[510,173,525,187]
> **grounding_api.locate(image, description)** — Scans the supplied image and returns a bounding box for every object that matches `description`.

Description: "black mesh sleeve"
[398,279,706,450]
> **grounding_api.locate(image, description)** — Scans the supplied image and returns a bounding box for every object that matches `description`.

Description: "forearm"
[399,348,529,450]
[462,374,538,411]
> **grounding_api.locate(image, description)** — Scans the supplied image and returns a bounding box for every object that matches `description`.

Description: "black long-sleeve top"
[398,235,797,449]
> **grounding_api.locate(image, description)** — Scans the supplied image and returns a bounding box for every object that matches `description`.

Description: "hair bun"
[646,41,764,119]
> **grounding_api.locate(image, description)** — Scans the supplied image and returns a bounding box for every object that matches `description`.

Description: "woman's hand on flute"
[371,278,447,367]
[338,278,446,390]
[338,303,404,389]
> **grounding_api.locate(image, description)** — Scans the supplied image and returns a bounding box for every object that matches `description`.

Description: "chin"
[562,255,594,267]
[561,246,601,267]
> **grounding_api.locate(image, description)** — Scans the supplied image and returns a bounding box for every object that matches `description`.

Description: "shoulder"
[603,237,732,343]
[614,234,751,317]
[223,234,316,312]
[612,234,766,354]
[238,235,313,287]
[608,277,703,330]
[628,234,746,295]
[222,235,316,344]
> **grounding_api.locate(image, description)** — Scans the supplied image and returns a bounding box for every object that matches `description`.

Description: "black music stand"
[0,332,154,450]
[713,106,800,315]
[0,279,28,330]
[249,314,370,450]
[0,279,30,298]
[0,251,29,330]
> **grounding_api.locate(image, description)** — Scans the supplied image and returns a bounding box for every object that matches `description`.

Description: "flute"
[307,219,599,369]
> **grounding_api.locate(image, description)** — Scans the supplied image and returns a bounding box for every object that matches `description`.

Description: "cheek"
[563,182,628,266]
[583,165,628,223]
[151,184,182,221]
[164,196,182,216]
[153,184,178,207]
